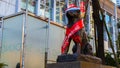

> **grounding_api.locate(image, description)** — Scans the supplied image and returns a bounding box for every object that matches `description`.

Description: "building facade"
[100,0,120,52]
[0,0,19,16]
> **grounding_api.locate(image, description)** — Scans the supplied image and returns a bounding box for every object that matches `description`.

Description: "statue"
[57,4,101,64]
[61,4,93,55]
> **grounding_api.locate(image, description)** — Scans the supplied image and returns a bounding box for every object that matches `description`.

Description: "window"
[38,0,66,24]
[21,0,36,13]
[56,0,65,23]
[105,13,112,33]
[38,0,49,18]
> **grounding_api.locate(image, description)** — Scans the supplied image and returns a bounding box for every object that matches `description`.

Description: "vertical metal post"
[21,0,28,68]
[0,16,3,59]
[87,1,90,35]
[114,1,118,51]
[15,0,21,12]
[54,0,56,22]
[112,16,116,51]
[59,0,61,23]
[45,0,51,68]
[51,0,56,21]
[64,0,69,25]
[15,0,19,12]
[35,0,40,15]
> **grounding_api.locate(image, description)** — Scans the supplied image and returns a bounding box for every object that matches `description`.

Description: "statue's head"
[65,4,81,19]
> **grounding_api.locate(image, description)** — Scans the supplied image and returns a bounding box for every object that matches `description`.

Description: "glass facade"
[104,12,116,50]
[56,0,64,23]
[21,0,36,13]
[21,0,81,25]
[38,0,49,18]
[104,12,112,41]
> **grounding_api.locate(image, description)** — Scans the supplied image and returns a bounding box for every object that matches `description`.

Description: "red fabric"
[80,1,85,12]
[68,4,77,8]
[61,20,84,54]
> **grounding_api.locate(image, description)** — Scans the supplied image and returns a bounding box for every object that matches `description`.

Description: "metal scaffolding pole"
[20,0,28,68]
[0,16,3,59]
[45,0,51,68]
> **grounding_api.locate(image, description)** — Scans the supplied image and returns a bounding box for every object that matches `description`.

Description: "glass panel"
[0,18,2,57]
[1,15,23,68]
[0,14,73,68]
[105,13,112,34]
[21,0,36,13]
[48,25,73,63]
[25,15,68,67]
[24,16,47,68]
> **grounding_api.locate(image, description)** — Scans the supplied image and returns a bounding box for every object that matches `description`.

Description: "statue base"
[57,54,77,62]
[57,54,102,64]
[46,54,116,68]
[47,61,115,68]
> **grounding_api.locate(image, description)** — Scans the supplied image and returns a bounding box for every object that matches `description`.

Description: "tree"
[91,0,119,67]
[91,0,105,64]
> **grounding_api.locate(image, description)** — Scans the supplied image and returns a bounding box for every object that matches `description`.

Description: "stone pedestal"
[78,54,102,64]
[47,61,116,68]
[57,54,102,64]
[47,54,116,68]
[47,61,80,68]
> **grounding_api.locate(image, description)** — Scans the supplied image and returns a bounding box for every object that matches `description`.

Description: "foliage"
[105,51,120,67]
[105,52,117,67]
[0,63,8,68]
[87,35,93,42]
[116,32,120,50]
[117,18,120,28]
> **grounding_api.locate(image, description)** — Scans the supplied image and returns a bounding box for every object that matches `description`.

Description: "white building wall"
[0,0,16,16]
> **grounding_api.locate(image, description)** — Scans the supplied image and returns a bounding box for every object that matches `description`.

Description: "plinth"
[47,61,115,68]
